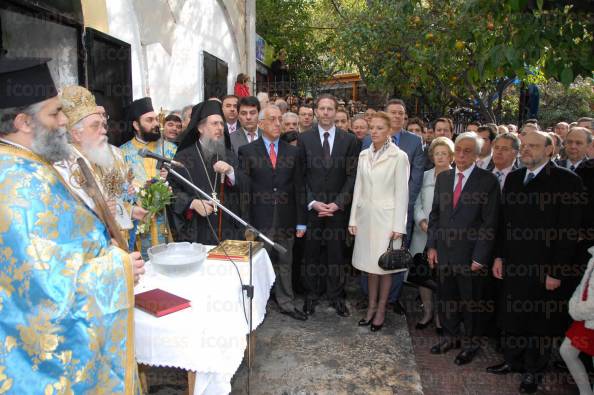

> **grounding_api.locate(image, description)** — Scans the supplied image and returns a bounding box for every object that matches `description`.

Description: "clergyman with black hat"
[169,99,242,244]
[0,58,144,393]
[120,97,177,255]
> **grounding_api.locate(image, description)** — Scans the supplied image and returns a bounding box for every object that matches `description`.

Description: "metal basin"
[148,242,206,277]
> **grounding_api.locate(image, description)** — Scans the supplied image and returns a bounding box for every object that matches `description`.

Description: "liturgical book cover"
[135,288,191,317]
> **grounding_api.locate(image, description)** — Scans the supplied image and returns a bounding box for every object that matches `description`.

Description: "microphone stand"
[161,161,286,395]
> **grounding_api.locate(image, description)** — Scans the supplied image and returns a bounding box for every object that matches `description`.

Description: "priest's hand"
[213,161,232,175]
[492,258,503,279]
[129,251,145,284]
[107,198,117,217]
[427,248,438,269]
[191,199,214,217]
[545,275,561,291]
[131,205,149,221]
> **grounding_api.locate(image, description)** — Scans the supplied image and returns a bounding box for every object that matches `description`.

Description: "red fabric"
[234,83,250,98]
[269,143,277,168]
[582,266,594,301]
[184,208,194,221]
[566,321,594,356]
[452,172,464,208]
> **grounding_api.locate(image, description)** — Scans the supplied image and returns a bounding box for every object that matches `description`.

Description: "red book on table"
[135,288,191,317]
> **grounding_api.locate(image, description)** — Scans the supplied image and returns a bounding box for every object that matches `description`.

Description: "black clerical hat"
[127,97,154,121]
[0,57,58,109]
[177,100,225,151]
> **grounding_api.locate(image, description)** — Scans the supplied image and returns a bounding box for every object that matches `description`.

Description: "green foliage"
[336,0,592,121]
[499,77,594,127]
[256,0,343,88]
[257,0,593,122]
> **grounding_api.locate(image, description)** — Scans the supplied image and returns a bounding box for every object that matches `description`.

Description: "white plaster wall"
[105,0,241,111]
[104,0,147,99]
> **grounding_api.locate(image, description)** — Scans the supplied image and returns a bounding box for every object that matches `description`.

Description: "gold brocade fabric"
[0,143,140,394]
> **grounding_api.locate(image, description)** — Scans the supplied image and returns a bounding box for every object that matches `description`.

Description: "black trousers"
[265,237,296,312]
[436,264,494,349]
[302,211,347,301]
[503,333,551,373]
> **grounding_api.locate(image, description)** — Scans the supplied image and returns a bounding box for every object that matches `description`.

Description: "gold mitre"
[61,85,100,130]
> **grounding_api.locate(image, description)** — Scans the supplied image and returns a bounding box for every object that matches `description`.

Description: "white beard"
[81,136,114,169]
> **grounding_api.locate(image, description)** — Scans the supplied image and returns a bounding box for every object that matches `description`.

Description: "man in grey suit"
[427,131,500,366]
[230,96,262,155]
[361,99,425,311]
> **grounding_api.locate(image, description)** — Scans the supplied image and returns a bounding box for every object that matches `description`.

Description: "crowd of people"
[1,56,593,394]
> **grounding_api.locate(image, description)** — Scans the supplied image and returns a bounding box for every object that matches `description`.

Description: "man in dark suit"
[361,99,425,312]
[488,131,584,394]
[491,133,521,190]
[230,96,262,155]
[427,131,500,366]
[299,94,360,317]
[239,104,307,321]
[555,126,591,171]
[476,124,497,170]
[222,95,241,134]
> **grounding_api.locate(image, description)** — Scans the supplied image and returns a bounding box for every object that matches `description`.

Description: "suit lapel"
[451,167,478,216]
[310,129,324,158]
[257,138,273,169]
[325,129,343,171]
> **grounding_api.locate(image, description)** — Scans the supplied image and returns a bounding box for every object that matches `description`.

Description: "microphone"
[138,148,184,167]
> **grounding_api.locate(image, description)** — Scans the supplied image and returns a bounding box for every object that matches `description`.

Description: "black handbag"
[378,236,412,272]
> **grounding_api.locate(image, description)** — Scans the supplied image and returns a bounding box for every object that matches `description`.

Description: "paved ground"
[230,300,422,395]
[401,286,580,395]
[144,280,584,395]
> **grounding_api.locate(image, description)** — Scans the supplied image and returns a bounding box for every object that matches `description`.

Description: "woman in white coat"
[409,137,454,332]
[348,112,409,331]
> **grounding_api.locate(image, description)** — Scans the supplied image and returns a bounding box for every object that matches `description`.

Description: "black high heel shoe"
[358,318,372,326]
[370,321,384,332]
[415,317,433,330]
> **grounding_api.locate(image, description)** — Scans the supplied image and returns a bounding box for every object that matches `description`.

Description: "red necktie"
[453,172,464,208]
[269,143,277,168]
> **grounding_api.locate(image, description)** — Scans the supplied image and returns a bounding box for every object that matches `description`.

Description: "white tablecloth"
[134,248,275,394]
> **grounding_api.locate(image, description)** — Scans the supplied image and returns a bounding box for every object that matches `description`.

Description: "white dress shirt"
[476,153,492,169]
[243,128,259,143]
[308,124,337,210]
[453,163,476,192]
[524,161,548,183]
[318,124,336,154]
[227,121,239,134]
[567,158,584,171]
[492,164,514,190]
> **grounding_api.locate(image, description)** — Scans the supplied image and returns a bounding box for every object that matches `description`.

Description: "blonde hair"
[429,136,455,162]
[369,111,392,128]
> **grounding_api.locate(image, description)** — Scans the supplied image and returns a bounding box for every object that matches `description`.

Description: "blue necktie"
[570,164,576,172]
[524,172,535,186]
[392,135,399,146]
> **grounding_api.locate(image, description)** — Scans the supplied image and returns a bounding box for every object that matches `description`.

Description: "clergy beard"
[138,124,161,142]
[200,136,226,163]
[30,120,71,163]
[81,136,114,169]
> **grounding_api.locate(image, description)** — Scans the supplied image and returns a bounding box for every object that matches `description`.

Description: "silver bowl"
[148,242,206,277]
